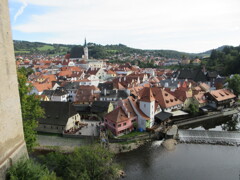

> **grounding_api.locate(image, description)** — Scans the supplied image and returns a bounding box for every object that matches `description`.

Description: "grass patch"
[37,45,55,51]
[15,50,30,54]
[116,140,137,145]
[118,131,146,139]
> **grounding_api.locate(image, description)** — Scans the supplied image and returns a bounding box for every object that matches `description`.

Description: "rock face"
[0,0,28,178]
[162,139,177,151]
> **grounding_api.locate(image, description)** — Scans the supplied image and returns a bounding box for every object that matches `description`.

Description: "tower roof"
[84,38,87,47]
[139,87,155,102]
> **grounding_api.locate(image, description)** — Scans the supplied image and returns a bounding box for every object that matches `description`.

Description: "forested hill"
[13,40,200,59]
[205,45,240,75]
[13,40,74,55]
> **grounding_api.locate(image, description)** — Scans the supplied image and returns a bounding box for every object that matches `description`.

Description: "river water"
[117,143,240,180]
[117,116,240,180]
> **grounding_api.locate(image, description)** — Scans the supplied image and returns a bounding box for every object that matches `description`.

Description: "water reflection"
[222,114,240,131]
[180,116,239,131]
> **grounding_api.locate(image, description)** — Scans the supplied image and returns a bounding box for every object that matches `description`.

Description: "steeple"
[83,38,88,60]
[84,38,87,47]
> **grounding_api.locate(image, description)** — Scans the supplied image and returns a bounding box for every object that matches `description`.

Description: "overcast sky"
[9,0,240,53]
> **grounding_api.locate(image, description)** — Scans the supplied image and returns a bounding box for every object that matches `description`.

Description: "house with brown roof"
[104,106,136,136]
[166,87,193,111]
[75,85,100,104]
[31,82,52,95]
[205,89,236,109]
[138,87,183,113]
[104,87,183,131]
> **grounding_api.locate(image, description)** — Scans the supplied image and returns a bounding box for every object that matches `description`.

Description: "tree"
[189,103,199,116]
[40,145,121,180]
[6,159,57,180]
[227,74,240,96]
[17,69,44,151]
[70,46,84,58]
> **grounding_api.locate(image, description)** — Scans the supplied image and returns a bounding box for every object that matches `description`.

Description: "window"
[123,123,127,126]
[118,124,121,127]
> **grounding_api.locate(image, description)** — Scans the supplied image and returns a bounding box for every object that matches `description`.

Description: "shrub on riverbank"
[38,144,121,180]
[6,158,57,180]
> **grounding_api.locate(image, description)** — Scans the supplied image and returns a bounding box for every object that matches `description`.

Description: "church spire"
[84,38,87,47]
[83,38,88,60]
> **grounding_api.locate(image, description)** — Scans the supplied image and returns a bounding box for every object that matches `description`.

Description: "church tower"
[0,0,28,178]
[83,38,88,60]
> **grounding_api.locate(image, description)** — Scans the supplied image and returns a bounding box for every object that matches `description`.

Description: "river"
[116,116,240,180]
[117,143,240,180]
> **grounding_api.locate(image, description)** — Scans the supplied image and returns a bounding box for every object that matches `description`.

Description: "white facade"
[139,100,155,127]
[65,113,81,131]
[79,75,99,87]
[51,94,68,102]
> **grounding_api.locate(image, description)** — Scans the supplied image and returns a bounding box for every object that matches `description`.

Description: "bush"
[6,158,57,180]
[39,145,121,180]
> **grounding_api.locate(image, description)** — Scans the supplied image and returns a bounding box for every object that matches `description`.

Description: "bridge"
[178,129,240,146]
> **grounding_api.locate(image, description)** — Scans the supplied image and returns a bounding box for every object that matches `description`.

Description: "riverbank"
[108,140,149,154]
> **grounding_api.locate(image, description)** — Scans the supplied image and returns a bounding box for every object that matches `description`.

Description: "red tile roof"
[105,107,129,123]
[208,89,236,102]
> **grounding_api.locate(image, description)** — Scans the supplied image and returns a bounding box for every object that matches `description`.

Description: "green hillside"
[13,40,74,56]
[13,40,221,59]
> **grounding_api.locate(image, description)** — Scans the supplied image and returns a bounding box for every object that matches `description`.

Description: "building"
[37,102,81,133]
[205,89,236,109]
[42,87,69,102]
[104,106,136,136]
[0,2,28,177]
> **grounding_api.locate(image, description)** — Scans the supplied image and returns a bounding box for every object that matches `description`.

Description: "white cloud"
[14,0,28,22]
[11,0,240,52]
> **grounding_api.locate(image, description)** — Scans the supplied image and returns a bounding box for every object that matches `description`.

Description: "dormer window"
[219,93,224,97]
[165,93,168,96]
[166,100,169,103]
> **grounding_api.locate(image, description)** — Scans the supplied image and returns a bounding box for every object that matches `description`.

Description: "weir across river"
[178,129,240,145]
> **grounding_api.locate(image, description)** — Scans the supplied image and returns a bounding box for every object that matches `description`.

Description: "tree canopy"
[227,74,240,96]
[39,145,120,180]
[6,159,57,180]
[205,45,240,75]
[18,68,44,151]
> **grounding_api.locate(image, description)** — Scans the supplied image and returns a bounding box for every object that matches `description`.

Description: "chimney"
[128,112,130,118]
[91,89,93,95]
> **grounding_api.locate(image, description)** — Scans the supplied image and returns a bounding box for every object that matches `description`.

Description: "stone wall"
[0,0,28,179]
